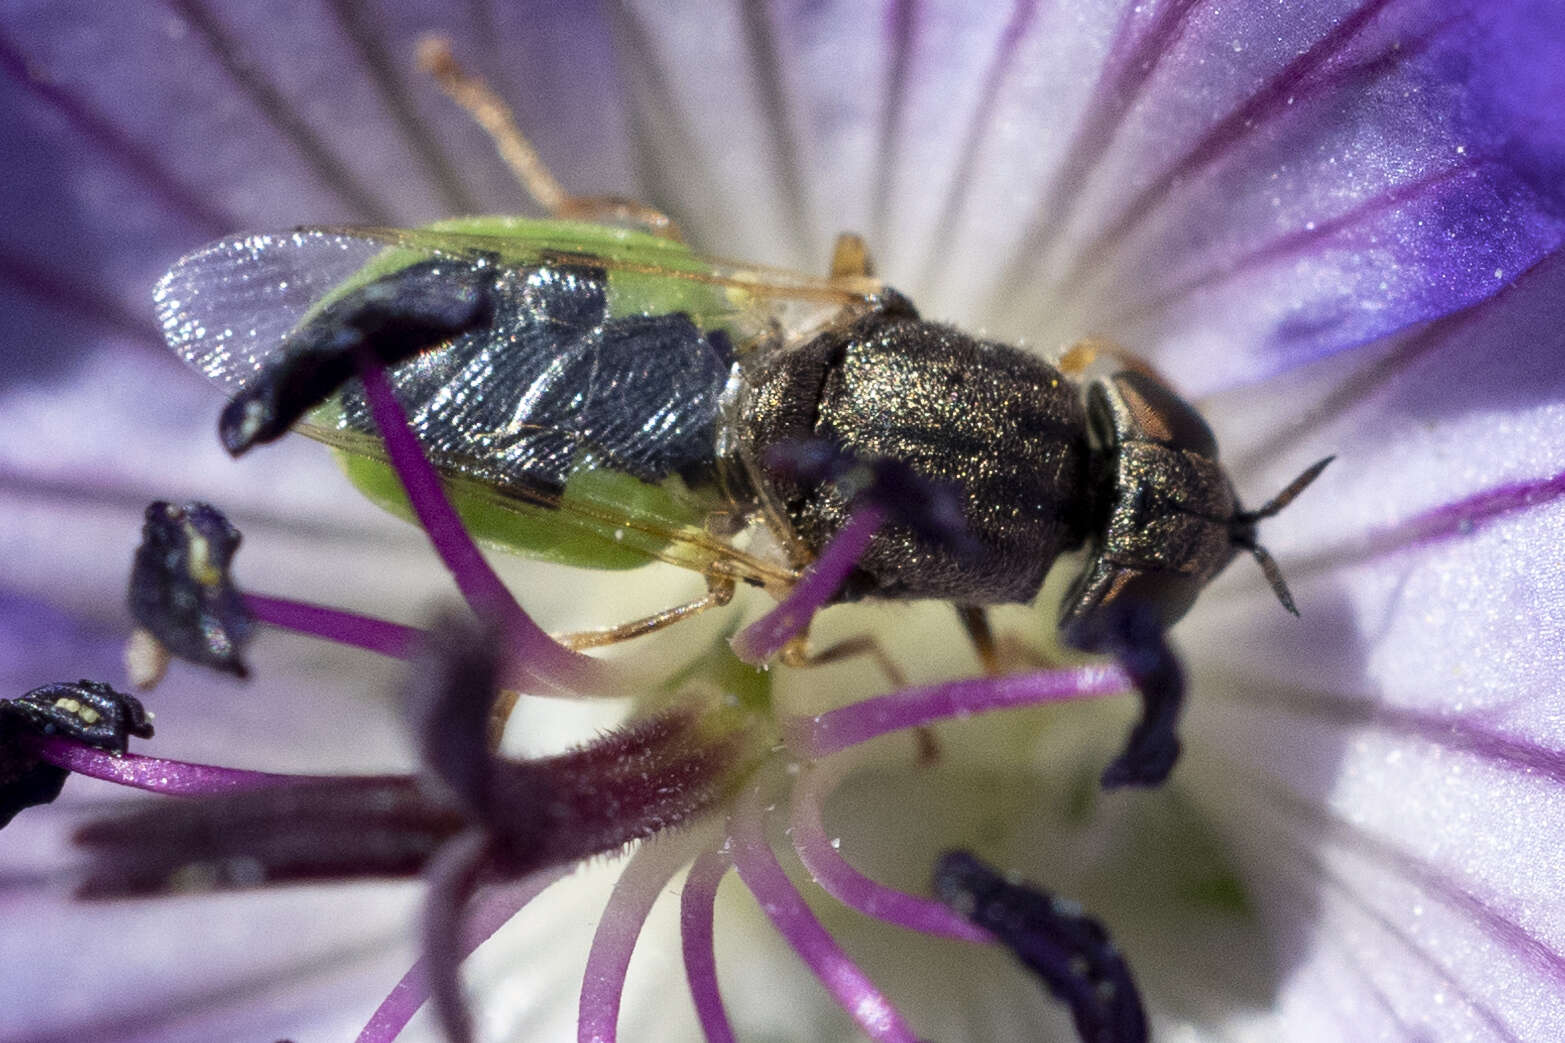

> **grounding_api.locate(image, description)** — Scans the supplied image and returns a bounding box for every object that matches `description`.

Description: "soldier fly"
[152,39,1327,786]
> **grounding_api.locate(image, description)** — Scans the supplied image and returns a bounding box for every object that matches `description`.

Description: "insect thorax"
[734,304,1093,604]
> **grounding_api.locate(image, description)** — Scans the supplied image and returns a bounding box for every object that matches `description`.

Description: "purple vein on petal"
[1251,771,1565,988]
[0,248,163,349]
[729,781,920,1043]
[16,930,411,1043]
[680,847,736,1043]
[1097,157,1482,331]
[1222,313,1468,476]
[784,663,1128,758]
[1289,466,1565,578]
[789,760,990,943]
[1318,864,1526,1042]
[0,31,232,236]
[323,0,480,216]
[1216,677,1565,787]
[982,0,1202,305]
[356,867,569,1043]
[27,737,303,795]
[868,0,918,245]
[601,3,706,240]
[169,0,397,224]
[578,838,696,1043]
[912,0,1037,289]
[1038,0,1406,301]
[1224,244,1562,472]
[737,0,813,251]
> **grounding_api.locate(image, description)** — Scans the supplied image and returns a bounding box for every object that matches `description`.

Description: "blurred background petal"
[2,2,1563,1041]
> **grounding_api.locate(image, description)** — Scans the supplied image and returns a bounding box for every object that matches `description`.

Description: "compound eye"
[1106,371,1218,458]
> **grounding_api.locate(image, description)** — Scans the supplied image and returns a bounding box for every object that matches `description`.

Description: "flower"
[3,2,1565,1041]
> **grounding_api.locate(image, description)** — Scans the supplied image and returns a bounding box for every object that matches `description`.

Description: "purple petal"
[1175,247,1565,1038]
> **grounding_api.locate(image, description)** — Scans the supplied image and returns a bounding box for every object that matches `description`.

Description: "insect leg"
[1057,335,1169,384]
[828,233,876,280]
[779,634,940,763]
[778,633,906,689]
[416,35,684,241]
[483,578,740,740]
[954,604,1000,675]
[552,577,737,652]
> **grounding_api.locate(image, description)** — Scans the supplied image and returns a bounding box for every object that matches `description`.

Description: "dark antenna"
[1235,456,1334,524]
[1231,456,1334,616]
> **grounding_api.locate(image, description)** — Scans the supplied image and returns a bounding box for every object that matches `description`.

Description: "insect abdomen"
[739,309,1091,604]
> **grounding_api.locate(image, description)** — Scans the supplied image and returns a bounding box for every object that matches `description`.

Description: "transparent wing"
[155,224,877,395]
[155,229,399,392]
[153,224,841,587]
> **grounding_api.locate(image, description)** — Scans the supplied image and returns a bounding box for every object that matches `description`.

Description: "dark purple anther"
[763,439,980,561]
[735,439,981,663]
[933,850,1147,1043]
[219,259,496,454]
[1066,601,1184,788]
[128,501,255,677]
[0,680,153,828]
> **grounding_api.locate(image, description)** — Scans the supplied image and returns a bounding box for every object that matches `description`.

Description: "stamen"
[1,681,154,827]
[28,739,296,796]
[422,828,492,1043]
[933,851,1147,1043]
[729,781,920,1043]
[218,260,496,455]
[3,680,152,753]
[243,592,421,658]
[680,848,737,1043]
[353,355,620,696]
[790,758,989,942]
[1065,602,1185,789]
[579,833,712,1043]
[783,663,1128,759]
[356,866,570,1043]
[402,609,516,818]
[733,439,980,664]
[732,502,886,664]
[243,594,597,708]
[766,440,978,557]
[127,501,253,677]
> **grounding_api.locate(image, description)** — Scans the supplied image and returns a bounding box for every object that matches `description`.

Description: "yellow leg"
[1058,335,1169,383]
[553,578,736,651]
[485,578,736,748]
[829,232,876,280]
[416,35,683,241]
[780,631,940,765]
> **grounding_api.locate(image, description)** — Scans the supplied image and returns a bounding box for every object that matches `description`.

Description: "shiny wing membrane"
[155,223,877,587]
